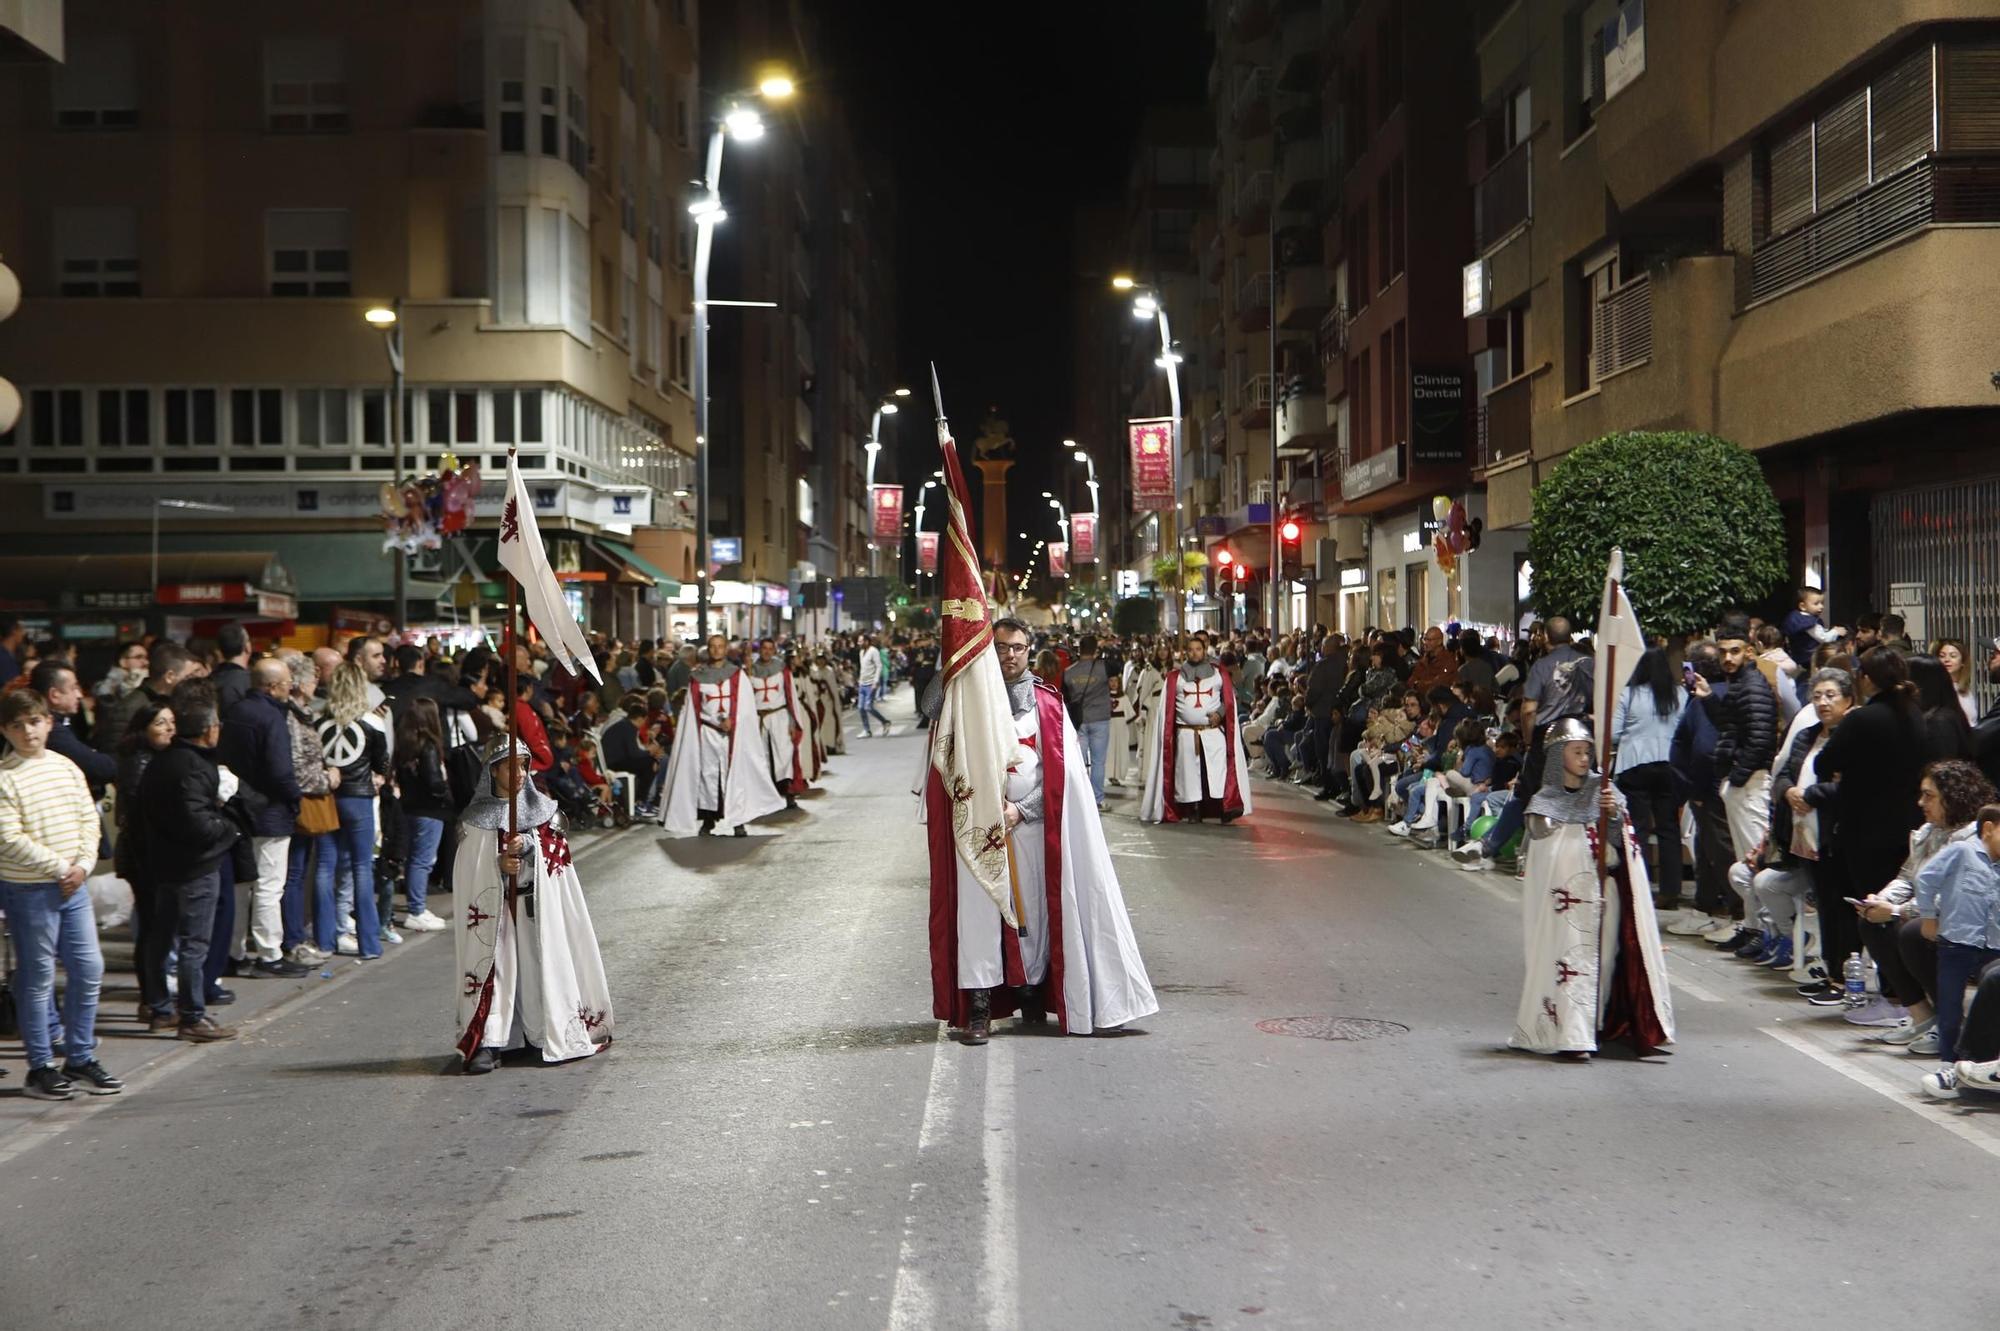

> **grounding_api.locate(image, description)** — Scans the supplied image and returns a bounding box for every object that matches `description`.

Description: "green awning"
[597,539,681,594]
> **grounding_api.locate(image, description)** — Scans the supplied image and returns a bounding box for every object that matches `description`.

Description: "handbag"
[295,792,340,836]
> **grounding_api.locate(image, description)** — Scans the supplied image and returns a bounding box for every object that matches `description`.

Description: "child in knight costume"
[1509,717,1675,1060]
[454,737,614,1074]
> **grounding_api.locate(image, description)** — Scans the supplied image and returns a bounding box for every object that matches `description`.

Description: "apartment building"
[0,0,704,645]
[1467,0,2000,637]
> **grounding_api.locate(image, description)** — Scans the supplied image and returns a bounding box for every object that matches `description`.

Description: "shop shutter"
[1767,121,1815,235]
[1871,45,1936,177]
[1814,89,1869,206]
[1942,44,2000,152]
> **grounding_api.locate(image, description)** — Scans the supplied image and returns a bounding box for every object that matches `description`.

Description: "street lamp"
[152,498,234,600]
[1116,277,1184,630]
[363,300,406,631]
[864,388,912,581]
[690,69,795,641]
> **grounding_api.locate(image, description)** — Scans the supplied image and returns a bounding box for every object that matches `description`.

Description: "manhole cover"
[1256,1016,1409,1041]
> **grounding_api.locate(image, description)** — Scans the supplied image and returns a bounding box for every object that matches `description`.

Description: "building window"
[539,39,561,156]
[52,35,138,128]
[1569,246,1619,392]
[565,56,589,173]
[425,388,482,445]
[265,37,348,132]
[672,318,690,388]
[164,388,218,446]
[565,217,591,340]
[53,206,140,296]
[95,388,150,446]
[267,209,351,296]
[29,389,84,447]
[497,38,526,152]
[296,388,350,446]
[491,388,545,445]
[229,388,284,446]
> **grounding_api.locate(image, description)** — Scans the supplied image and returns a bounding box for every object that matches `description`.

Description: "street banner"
[1128,417,1175,511]
[916,530,940,574]
[1071,511,1098,564]
[870,485,904,541]
[1049,542,1069,578]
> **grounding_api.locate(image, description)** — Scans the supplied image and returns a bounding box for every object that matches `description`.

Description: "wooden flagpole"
[504,446,522,909]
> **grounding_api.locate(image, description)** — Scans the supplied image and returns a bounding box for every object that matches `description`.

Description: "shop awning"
[0,550,291,593]
[592,538,681,594]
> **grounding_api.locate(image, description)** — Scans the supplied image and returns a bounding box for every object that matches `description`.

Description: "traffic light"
[1278,515,1304,580]
[1280,518,1301,543]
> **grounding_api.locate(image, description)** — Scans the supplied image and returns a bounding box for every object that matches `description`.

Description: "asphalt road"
[6,684,2000,1330]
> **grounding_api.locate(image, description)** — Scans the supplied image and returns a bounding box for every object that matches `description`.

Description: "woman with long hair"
[1612,647,1689,914]
[277,650,338,966]
[118,702,178,1028]
[316,662,387,959]
[1798,646,1927,1005]
[1909,653,1972,761]
[394,697,453,932]
[1934,638,1978,726]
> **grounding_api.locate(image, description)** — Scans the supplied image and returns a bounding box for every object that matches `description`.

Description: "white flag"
[1593,547,1647,742]
[496,452,601,683]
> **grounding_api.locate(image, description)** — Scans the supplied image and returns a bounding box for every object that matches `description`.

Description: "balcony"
[1233,169,1273,232]
[1237,372,1274,428]
[1236,271,1272,332]
[1276,3,1321,92]
[1232,66,1274,137]
[1277,264,1330,328]
[1476,373,1532,470]
[1746,154,2000,307]
[1592,274,1654,381]
[1276,135,1324,210]
[1206,410,1228,451]
[1317,305,1347,364]
[1473,141,1531,254]
[1276,380,1334,455]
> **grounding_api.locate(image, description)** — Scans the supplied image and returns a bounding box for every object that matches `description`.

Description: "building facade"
[0,0,702,646]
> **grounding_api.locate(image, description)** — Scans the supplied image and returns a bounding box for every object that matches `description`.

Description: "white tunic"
[748,668,799,787]
[1171,669,1230,803]
[695,677,733,810]
[956,704,1052,988]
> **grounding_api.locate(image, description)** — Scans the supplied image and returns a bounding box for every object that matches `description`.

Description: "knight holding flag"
[921,368,1157,1046]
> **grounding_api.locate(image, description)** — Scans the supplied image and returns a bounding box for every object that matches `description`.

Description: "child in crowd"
[1915,803,2000,1100]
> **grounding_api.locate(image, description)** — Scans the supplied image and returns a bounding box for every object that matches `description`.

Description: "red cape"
[1153,665,1245,822]
[927,680,1072,1032]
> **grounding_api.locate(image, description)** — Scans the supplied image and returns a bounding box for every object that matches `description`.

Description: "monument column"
[972,456,1013,576]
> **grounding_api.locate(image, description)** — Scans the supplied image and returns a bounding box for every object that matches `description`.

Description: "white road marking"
[887,1024,959,1330]
[1762,1024,2000,1162]
[982,1040,1019,1331]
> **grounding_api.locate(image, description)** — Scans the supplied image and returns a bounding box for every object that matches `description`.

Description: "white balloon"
[0,262,17,323]
[0,377,18,436]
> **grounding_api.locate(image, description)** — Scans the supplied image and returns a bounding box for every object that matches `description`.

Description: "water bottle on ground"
[1842,952,1868,1007]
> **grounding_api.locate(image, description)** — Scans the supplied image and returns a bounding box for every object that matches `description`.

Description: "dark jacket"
[93,683,165,754]
[1712,663,1778,785]
[317,713,390,800]
[49,713,116,797]
[136,739,240,881]
[383,671,485,728]
[1922,707,1972,764]
[210,661,253,714]
[1804,693,1925,850]
[217,691,302,835]
[395,737,455,820]
[600,716,652,775]
[1303,656,1344,721]
[1764,721,1823,863]
[114,744,157,881]
[1671,679,1727,803]
[1974,699,2000,791]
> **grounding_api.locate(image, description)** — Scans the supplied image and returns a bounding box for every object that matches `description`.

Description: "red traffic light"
[1280,519,1301,542]
[1214,548,1233,566]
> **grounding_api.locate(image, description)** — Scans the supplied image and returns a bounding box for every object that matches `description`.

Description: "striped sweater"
[0,747,100,884]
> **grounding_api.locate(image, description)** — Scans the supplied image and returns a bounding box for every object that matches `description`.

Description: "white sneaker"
[1955,1057,2000,1089]
[335,934,360,956]
[1918,1066,1961,1100]
[1666,914,1721,936]
[402,910,448,932]
[288,943,328,965]
[380,926,404,945]
[1451,840,1485,863]
[1907,1028,1941,1056]
[1702,919,1745,943]
[1386,821,1412,838]
[1458,853,1490,872]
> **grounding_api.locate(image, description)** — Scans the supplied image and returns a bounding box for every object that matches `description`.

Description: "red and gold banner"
[916,530,939,574]
[1048,541,1069,578]
[1070,511,1098,564]
[1128,417,1175,510]
[870,485,904,541]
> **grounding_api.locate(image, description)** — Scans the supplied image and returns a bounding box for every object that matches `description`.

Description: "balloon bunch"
[1429,495,1484,573]
[381,452,484,554]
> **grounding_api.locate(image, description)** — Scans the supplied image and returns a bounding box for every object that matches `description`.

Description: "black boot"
[698,815,715,837]
[963,989,991,1045]
[733,824,748,838]
[463,1046,498,1075]
[1017,985,1047,1028]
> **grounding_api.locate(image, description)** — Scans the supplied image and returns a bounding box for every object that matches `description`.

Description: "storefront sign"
[1342,446,1402,500]
[1071,512,1098,564]
[916,531,939,574]
[1888,582,1927,645]
[761,583,790,607]
[870,485,905,541]
[1128,417,1176,510]
[1462,258,1489,317]
[157,582,243,605]
[1339,564,1367,588]
[1115,569,1140,598]
[1411,367,1467,465]
[709,536,743,565]
[255,590,298,620]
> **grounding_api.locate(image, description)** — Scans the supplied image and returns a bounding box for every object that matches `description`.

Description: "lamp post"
[363,301,405,631]
[1116,278,1185,632]
[689,73,794,642]
[912,477,938,587]
[863,388,912,580]
[152,498,234,601]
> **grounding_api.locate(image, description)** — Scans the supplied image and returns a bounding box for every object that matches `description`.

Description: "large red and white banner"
[1128,417,1175,510]
[1048,542,1069,578]
[915,530,939,574]
[870,485,904,541]
[1070,511,1098,564]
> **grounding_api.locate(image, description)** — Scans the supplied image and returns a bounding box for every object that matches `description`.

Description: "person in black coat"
[1801,647,1927,1000]
[209,622,254,715]
[29,661,117,799]
[136,689,242,1039]
[118,701,179,1027]
[217,660,307,976]
[1974,637,2000,790]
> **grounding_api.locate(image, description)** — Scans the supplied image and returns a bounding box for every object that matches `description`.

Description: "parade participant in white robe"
[924,617,1159,1044]
[1129,655,1165,786]
[658,634,784,838]
[453,738,613,1074]
[788,649,829,776]
[747,641,814,809]
[1139,633,1253,825]
[1509,718,1676,1059]
[812,655,847,756]
[1105,674,1133,788]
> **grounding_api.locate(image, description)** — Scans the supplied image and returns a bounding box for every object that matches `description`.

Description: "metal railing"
[1237,270,1273,313]
[1234,169,1273,222]
[1233,66,1274,125]
[1748,155,2000,305]
[1317,305,1348,366]
[1206,411,1228,451]
[1592,274,1653,380]
[1474,140,1531,253]
[1477,374,1532,468]
[1238,373,1274,414]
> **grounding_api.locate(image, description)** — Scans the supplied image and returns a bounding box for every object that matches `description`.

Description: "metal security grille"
[1872,476,2000,710]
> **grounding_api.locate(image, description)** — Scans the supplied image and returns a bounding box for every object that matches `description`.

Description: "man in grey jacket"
[1062,635,1114,810]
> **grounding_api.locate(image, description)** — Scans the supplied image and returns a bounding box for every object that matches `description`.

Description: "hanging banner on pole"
[1128,417,1176,511]
[1048,542,1069,578]
[1071,511,1098,564]
[870,485,904,541]
[916,531,940,574]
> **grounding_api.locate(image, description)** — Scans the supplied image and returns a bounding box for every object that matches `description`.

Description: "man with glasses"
[90,642,151,750]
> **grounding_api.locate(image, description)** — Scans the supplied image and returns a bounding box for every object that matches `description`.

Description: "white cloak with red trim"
[659,666,786,836]
[748,661,816,791]
[1138,664,1254,823]
[453,818,613,1063]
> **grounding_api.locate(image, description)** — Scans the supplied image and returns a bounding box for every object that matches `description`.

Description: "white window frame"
[93,386,152,447]
[264,37,348,133]
[294,387,351,447]
[163,387,220,448]
[53,206,140,296]
[267,208,352,296]
[53,35,138,128]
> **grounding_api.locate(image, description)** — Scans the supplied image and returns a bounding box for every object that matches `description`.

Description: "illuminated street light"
[363,305,397,326]
[1110,274,1135,291]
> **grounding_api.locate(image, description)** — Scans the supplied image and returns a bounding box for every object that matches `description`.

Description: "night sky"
[819,3,1210,576]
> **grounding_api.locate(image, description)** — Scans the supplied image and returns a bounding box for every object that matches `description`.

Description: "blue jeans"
[1936,939,2000,1064]
[405,815,446,915]
[1077,719,1110,806]
[334,796,383,957]
[287,831,336,952]
[1267,730,1295,781]
[165,866,222,1020]
[1,880,103,1070]
[859,683,891,733]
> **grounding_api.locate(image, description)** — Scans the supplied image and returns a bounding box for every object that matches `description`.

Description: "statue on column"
[970,410,1016,577]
